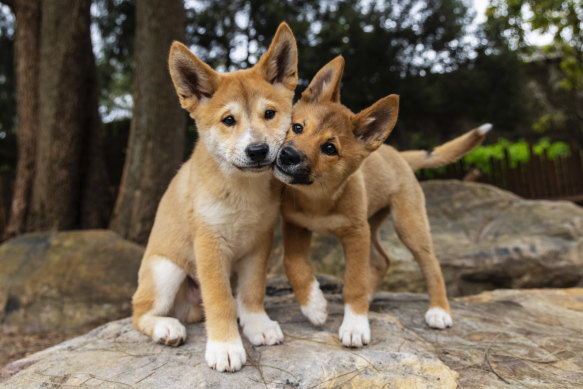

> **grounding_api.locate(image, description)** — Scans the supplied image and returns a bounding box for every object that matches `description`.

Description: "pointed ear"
[168,41,220,111]
[301,56,344,103]
[256,22,298,91]
[352,95,399,152]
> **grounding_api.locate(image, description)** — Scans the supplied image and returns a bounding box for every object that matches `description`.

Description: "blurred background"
[0,0,581,243]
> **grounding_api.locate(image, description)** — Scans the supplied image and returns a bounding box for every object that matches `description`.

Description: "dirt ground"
[0,324,99,369]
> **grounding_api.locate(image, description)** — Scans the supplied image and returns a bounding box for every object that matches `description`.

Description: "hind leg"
[391,184,452,329]
[368,207,391,299]
[132,255,188,346]
[175,276,204,324]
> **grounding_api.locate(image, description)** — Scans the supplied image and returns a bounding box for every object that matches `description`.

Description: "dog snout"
[278,146,301,166]
[245,143,269,162]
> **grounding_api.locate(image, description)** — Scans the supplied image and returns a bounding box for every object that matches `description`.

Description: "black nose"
[245,143,269,162]
[279,146,301,166]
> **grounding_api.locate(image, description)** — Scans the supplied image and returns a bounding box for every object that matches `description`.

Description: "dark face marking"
[313,109,350,137]
[275,143,313,185]
[237,78,250,112]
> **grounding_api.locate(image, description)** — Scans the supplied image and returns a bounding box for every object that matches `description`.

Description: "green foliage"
[486,0,583,91]
[463,137,571,173]
[533,113,566,133]
[92,0,135,120]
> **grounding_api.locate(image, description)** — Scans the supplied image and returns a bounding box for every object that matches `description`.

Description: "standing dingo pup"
[274,56,490,347]
[132,23,298,372]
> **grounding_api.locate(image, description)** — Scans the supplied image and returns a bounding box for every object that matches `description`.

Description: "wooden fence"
[418,146,583,202]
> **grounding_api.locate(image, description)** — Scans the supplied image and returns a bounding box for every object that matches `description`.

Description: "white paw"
[152,317,186,346]
[300,280,328,325]
[425,307,453,329]
[205,338,247,372]
[338,305,370,348]
[239,312,284,346]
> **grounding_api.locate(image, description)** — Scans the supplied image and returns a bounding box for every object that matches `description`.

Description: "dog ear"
[352,95,399,152]
[256,22,298,91]
[168,41,221,111]
[301,56,344,104]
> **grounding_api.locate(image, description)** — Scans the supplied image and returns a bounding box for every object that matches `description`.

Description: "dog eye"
[264,110,276,120]
[292,123,303,134]
[222,116,236,126]
[321,142,337,156]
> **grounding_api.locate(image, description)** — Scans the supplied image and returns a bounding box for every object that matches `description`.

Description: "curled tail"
[400,123,492,171]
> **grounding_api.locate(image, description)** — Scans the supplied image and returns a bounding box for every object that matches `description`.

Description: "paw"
[425,307,453,329]
[338,305,370,348]
[300,281,328,325]
[205,338,246,372]
[152,317,186,346]
[240,313,284,346]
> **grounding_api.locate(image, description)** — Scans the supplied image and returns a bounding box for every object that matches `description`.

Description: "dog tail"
[400,123,492,171]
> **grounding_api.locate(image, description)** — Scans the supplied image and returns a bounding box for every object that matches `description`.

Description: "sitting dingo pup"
[273,56,490,347]
[132,23,298,372]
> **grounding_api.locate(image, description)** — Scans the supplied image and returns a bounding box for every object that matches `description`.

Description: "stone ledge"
[2,288,582,388]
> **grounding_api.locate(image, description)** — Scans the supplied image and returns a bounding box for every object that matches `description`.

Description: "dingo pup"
[273,56,490,347]
[132,23,298,372]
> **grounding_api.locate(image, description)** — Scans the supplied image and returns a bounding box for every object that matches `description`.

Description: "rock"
[422,180,583,296]
[2,285,582,388]
[269,180,583,296]
[0,230,144,330]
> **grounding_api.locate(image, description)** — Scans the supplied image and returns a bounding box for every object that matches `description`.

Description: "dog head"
[168,23,298,176]
[274,56,399,189]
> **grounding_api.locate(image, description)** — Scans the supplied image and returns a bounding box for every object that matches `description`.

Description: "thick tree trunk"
[3,0,41,239]
[28,0,109,231]
[79,13,111,229]
[110,0,186,244]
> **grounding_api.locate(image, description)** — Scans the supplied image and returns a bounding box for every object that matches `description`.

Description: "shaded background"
[0,0,581,243]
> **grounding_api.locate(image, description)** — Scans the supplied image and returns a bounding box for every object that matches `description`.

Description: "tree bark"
[110,0,186,244]
[79,8,111,229]
[3,0,41,239]
[28,0,109,231]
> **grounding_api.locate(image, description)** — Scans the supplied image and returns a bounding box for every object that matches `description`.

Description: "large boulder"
[0,230,144,330]
[2,282,582,388]
[269,180,583,296]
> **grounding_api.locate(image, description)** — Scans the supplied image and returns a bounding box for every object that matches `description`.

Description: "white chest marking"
[195,182,278,253]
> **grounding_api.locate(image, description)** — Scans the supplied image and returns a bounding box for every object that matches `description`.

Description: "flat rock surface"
[2,287,582,388]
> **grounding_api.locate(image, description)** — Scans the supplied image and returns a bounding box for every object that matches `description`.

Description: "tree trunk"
[110,0,186,244]
[79,9,111,229]
[3,0,41,239]
[28,0,109,231]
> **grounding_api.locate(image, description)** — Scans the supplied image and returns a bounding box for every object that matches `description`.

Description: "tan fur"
[400,128,487,171]
[132,23,298,372]
[274,56,488,336]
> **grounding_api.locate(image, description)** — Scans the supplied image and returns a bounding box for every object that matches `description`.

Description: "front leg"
[283,221,328,325]
[194,231,245,372]
[337,224,371,347]
[236,228,283,346]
